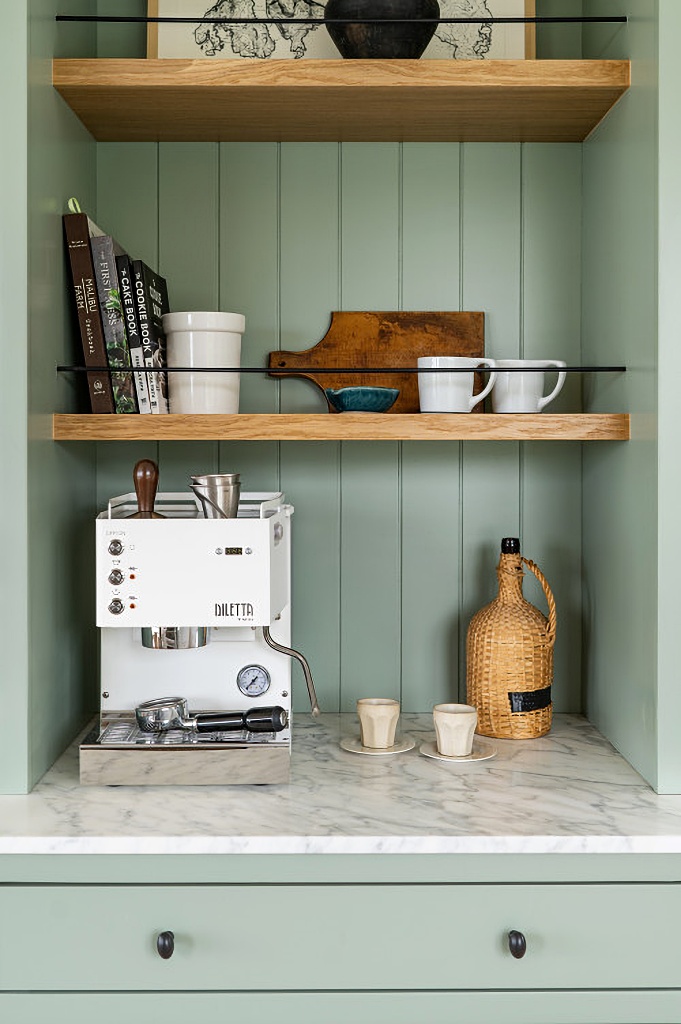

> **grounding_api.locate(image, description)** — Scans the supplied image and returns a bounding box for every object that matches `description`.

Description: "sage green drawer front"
[0,884,679,991]
[5,991,681,1024]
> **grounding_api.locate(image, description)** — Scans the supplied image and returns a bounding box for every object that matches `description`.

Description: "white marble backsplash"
[3,714,681,853]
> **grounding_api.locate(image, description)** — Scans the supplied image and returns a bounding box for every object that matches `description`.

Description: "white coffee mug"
[491,359,567,414]
[357,698,400,749]
[433,703,478,757]
[417,356,497,413]
[163,311,245,414]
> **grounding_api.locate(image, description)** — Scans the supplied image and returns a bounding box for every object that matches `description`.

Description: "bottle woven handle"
[521,558,557,648]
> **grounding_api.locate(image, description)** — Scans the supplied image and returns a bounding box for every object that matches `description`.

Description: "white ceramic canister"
[162,311,245,414]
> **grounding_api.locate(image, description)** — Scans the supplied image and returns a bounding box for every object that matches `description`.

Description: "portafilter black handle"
[194,706,288,733]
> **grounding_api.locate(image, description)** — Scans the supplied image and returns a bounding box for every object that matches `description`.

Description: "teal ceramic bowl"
[325,386,400,413]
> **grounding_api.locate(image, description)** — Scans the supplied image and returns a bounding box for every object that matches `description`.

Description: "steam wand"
[262,626,320,717]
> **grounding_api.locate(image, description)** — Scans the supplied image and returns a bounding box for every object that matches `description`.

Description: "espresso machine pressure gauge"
[237,664,271,697]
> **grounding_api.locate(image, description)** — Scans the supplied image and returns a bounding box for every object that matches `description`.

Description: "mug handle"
[537,361,567,411]
[468,359,497,412]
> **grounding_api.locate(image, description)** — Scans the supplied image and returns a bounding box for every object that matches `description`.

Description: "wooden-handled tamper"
[127,459,166,519]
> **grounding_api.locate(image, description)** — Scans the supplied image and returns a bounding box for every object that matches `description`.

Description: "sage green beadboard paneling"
[218,143,281,502]
[462,144,522,362]
[87,137,590,719]
[159,144,219,312]
[0,1,30,792]
[280,144,340,415]
[340,144,400,309]
[339,145,400,707]
[340,441,401,707]
[582,0,659,787]
[521,144,583,712]
[654,0,681,794]
[535,0,583,59]
[279,144,341,710]
[96,143,159,269]
[159,142,221,484]
[24,0,99,791]
[221,442,280,492]
[400,144,461,310]
[460,145,521,695]
[281,442,341,711]
[96,0,146,59]
[401,445,461,709]
[582,0,629,60]
[220,143,280,416]
[401,144,461,710]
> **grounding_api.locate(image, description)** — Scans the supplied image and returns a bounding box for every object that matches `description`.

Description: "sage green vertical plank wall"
[95,143,159,506]
[26,0,99,789]
[460,145,521,696]
[279,144,341,711]
[339,145,400,707]
[279,144,339,415]
[521,145,583,712]
[219,144,280,491]
[0,0,29,792]
[654,0,681,794]
[158,143,220,487]
[96,0,146,57]
[582,1,659,786]
[581,0,628,59]
[535,0,583,58]
[401,144,462,711]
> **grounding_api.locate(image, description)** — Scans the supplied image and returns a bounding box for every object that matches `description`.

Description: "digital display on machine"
[224,547,243,555]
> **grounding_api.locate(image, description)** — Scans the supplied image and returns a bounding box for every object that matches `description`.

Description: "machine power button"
[108,539,124,556]
[108,599,124,615]
[108,569,124,586]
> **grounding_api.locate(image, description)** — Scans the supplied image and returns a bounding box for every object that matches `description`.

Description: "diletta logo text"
[215,602,255,618]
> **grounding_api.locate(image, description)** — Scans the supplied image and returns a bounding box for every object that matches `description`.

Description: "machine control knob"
[108,599,124,616]
[108,569,124,586]
[108,539,124,555]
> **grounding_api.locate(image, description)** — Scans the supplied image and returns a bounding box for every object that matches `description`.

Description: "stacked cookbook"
[63,202,170,414]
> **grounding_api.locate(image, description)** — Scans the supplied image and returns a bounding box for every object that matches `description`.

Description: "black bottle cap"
[501,537,520,554]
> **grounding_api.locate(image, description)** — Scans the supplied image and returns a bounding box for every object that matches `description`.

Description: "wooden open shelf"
[52,413,630,442]
[52,59,630,143]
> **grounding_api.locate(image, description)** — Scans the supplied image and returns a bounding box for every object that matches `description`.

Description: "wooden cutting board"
[267,311,485,413]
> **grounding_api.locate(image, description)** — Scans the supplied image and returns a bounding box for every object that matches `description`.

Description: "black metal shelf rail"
[56,14,627,27]
[57,365,627,375]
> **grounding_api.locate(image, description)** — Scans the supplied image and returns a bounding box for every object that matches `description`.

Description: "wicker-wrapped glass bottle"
[466,538,557,740]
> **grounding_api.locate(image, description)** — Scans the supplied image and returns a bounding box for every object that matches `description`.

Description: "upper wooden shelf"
[52,413,630,442]
[52,58,630,143]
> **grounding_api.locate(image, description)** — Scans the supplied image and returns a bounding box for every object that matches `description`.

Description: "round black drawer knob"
[157,931,175,959]
[508,930,527,959]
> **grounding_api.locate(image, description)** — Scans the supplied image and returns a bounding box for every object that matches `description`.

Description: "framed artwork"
[148,0,536,61]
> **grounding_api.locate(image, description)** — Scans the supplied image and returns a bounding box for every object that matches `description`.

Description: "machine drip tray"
[79,723,291,786]
[93,721,288,747]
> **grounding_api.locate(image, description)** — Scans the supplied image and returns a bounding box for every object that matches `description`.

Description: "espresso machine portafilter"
[81,463,319,786]
[136,697,288,734]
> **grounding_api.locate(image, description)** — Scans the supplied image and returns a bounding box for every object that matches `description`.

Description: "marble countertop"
[3,714,681,854]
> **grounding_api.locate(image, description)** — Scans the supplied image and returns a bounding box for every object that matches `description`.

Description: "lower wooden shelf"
[52,413,630,442]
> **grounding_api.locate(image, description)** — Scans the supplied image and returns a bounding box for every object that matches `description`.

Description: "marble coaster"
[340,735,416,756]
[419,738,497,764]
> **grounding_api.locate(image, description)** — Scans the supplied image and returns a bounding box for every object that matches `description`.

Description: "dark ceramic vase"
[324,0,440,59]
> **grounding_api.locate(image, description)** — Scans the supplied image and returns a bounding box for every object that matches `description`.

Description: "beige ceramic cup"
[357,698,400,749]
[433,703,478,757]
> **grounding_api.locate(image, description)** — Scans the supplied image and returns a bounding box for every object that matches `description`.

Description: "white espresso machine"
[80,465,319,786]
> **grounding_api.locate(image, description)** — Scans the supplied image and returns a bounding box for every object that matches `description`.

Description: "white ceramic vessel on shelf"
[491,359,567,413]
[163,311,245,414]
[417,356,497,412]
